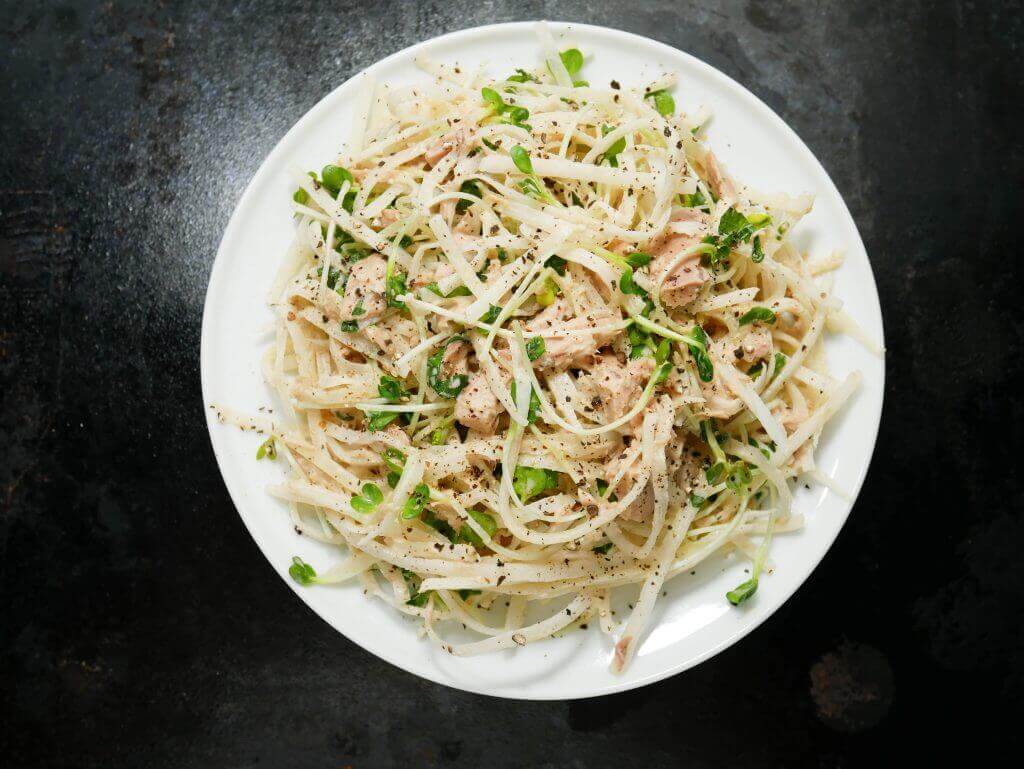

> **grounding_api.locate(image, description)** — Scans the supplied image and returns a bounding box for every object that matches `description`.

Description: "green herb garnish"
[646,89,675,116]
[525,336,546,361]
[458,509,498,547]
[427,336,470,398]
[738,307,776,326]
[366,411,399,431]
[321,164,353,194]
[350,482,384,514]
[512,466,559,503]
[288,556,318,585]
[378,375,409,402]
[402,483,431,519]
[456,180,482,213]
[256,436,277,460]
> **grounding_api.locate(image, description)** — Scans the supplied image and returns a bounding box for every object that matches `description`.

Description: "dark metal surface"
[2,1,1021,766]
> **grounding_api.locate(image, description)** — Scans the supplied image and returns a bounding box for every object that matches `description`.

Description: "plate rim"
[200,19,885,700]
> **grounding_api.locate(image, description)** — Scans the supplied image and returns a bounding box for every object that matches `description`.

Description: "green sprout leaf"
[366,411,399,431]
[386,269,407,309]
[738,307,777,326]
[478,305,502,325]
[256,436,277,460]
[525,336,546,361]
[625,251,652,268]
[350,482,384,514]
[507,68,539,83]
[288,556,318,586]
[510,145,534,175]
[681,189,707,208]
[402,483,431,520]
[458,509,498,548]
[378,375,409,402]
[481,87,504,110]
[544,254,567,275]
[382,447,406,475]
[512,466,560,503]
[427,336,470,398]
[321,164,354,193]
[774,352,787,376]
[646,89,675,116]
[751,235,766,263]
[560,48,584,76]
[456,180,482,213]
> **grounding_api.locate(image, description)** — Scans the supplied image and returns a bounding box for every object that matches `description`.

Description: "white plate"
[201,21,884,700]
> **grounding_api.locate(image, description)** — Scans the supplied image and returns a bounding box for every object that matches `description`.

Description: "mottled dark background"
[2,1,1021,767]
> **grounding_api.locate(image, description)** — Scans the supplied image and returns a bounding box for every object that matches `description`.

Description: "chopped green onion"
[509,381,541,425]
[726,578,758,606]
[426,282,472,299]
[339,320,359,333]
[618,268,647,297]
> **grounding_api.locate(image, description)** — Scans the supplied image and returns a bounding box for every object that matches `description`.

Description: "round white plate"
[201,21,884,700]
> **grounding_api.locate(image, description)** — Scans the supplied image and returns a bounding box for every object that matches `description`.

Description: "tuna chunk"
[704,151,738,201]
[455,372,504,435]
[424,129,468,167]
[648,234,708,308]
[524,299,612,372]
[337,255,387,321]
[581,355,656,422]
[604,449,653,522]
[363,315,418,359]
[740,326,773,361]
[440,339,471,379]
